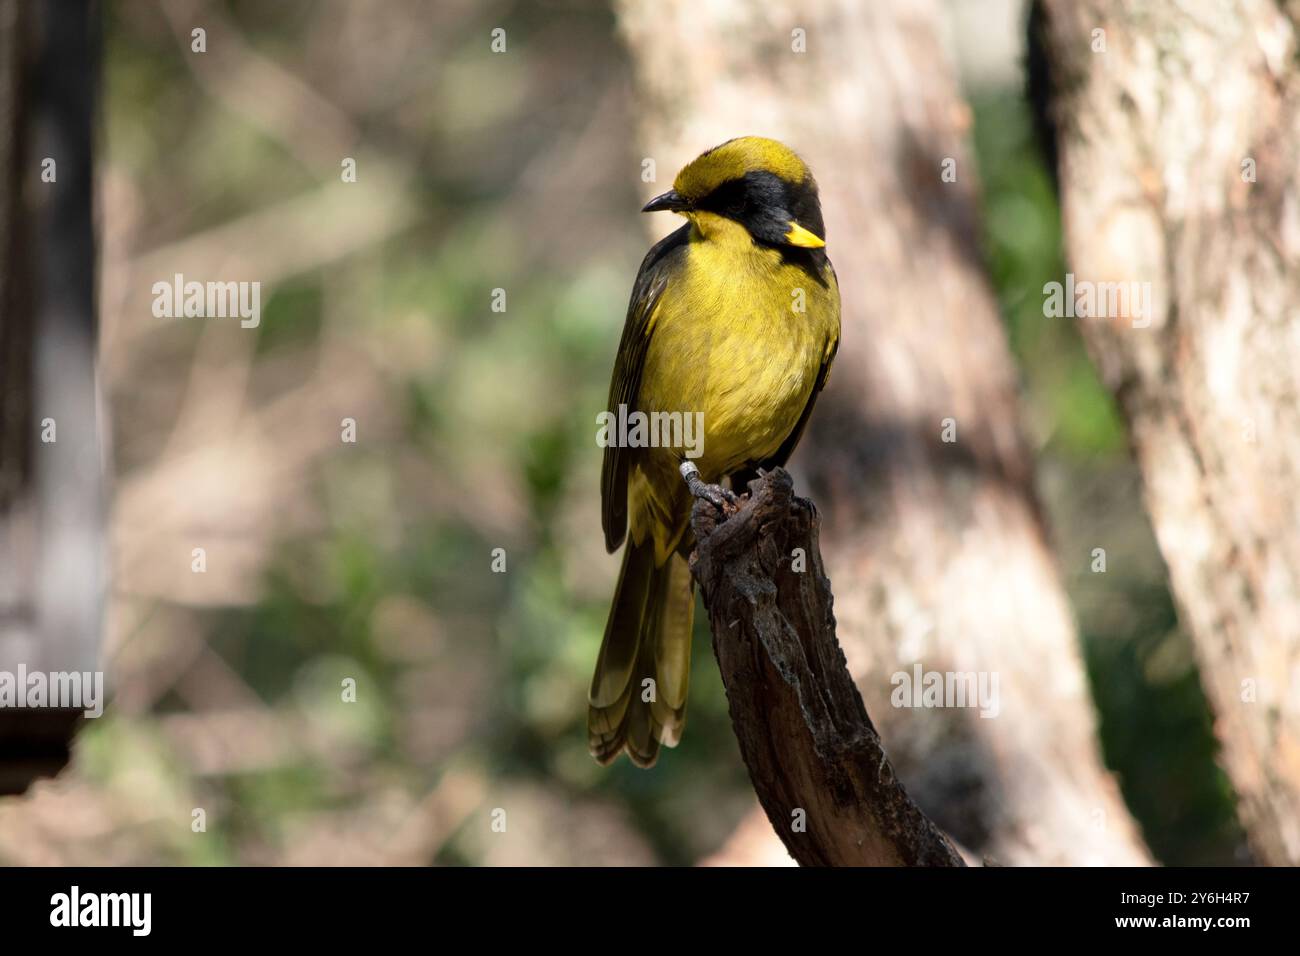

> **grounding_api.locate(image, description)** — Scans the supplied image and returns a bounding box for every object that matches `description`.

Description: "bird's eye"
[727,199,748,217]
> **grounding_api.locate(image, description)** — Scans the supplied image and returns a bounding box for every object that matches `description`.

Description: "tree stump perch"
[686,468,964,867]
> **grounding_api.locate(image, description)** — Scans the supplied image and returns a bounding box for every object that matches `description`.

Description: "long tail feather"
[588,540,693,767]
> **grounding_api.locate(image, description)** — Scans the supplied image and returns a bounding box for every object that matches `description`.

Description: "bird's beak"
[642,190,689,213]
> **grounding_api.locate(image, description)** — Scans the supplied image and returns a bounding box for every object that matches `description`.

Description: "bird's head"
[642,137,826,250]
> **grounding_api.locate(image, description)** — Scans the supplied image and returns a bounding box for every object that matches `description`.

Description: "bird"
[589,136,841,767]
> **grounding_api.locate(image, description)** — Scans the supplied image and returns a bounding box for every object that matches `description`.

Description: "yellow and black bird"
[589,136,841,767]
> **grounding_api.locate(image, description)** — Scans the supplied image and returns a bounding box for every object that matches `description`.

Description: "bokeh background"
[0,0,1244,865]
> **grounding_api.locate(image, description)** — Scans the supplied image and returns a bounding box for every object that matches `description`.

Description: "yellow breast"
[637,222,839,481]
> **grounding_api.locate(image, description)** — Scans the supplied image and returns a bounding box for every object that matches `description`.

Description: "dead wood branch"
[686,468,964,867]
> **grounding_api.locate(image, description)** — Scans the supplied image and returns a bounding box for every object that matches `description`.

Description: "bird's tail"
[588,537,693,767]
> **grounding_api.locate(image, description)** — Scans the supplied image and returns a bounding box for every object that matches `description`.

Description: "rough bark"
[687,468,963,867]
[617,0,1149,864]
[1033,0,1300,864]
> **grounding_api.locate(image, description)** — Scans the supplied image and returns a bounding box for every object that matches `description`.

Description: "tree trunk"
[1033,0,1300,865]
[617,0,1149,864]
[0,0,101,793]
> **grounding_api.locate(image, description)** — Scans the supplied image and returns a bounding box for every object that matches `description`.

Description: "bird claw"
[697,483,737,512]
[679,461,738,515]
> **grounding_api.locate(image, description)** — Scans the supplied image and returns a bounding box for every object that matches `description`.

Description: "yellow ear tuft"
[784,222,825,248]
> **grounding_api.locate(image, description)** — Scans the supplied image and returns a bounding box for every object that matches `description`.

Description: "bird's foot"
[679,461,738,515]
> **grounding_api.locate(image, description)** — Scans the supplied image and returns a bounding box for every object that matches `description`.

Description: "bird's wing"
[760,334,838,476]
[601,223,692,553]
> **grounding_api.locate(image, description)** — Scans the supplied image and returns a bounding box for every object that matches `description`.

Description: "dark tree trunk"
[0,0,101,794]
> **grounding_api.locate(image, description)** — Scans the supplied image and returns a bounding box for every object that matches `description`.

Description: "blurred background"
[0,0,1247,865]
